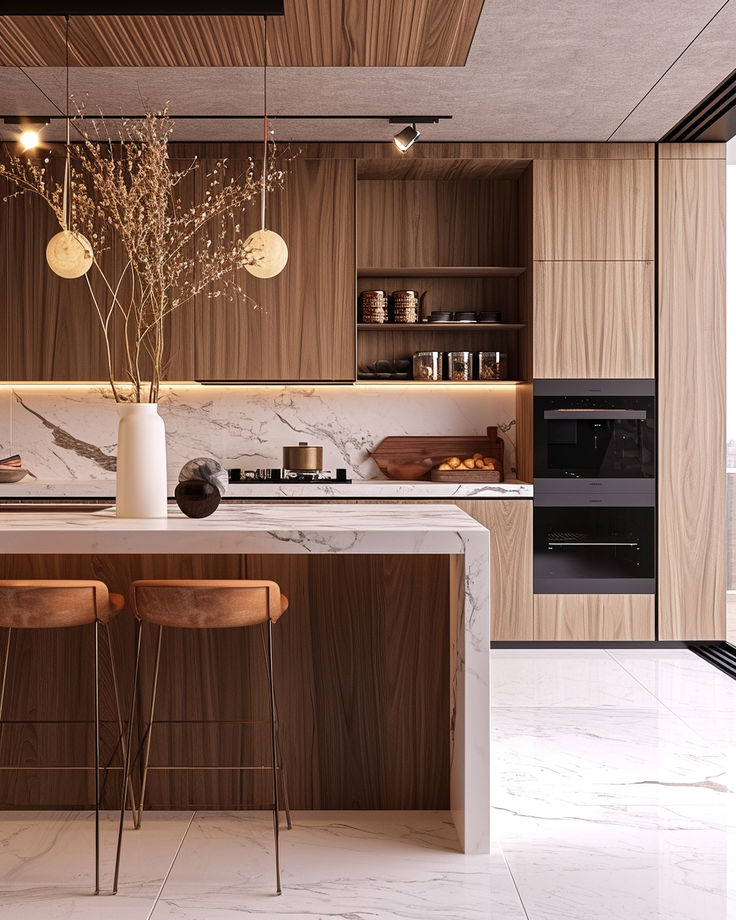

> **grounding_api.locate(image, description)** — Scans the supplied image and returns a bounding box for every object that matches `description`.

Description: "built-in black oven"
[533,379,656,595]
[534,379,655,491]
[533,504,655,594]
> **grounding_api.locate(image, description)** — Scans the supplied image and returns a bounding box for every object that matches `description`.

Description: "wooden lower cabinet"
[455,499,533,641]
[533,594,655,641]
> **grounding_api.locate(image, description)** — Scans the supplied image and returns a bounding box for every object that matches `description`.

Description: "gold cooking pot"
[282,442,323,471]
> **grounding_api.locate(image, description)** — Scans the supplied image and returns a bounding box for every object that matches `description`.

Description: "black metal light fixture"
[388,116,445,152]
[393,123,420,152]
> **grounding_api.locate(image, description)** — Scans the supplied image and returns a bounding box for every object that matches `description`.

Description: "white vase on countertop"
[115,403,168,518]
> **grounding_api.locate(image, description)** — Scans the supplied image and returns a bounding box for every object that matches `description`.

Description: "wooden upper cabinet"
[194,158,356,382]
[4,190,112,381]
[533,261,654,378]
[533,158,654,260]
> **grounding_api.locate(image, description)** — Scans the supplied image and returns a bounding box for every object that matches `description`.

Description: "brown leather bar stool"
[0,579,135,896]
[114,579,291,896]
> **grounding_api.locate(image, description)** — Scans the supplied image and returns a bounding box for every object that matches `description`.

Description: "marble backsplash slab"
[0,384,518,484]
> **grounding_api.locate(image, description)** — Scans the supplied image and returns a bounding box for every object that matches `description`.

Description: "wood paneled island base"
[0,504,490,855]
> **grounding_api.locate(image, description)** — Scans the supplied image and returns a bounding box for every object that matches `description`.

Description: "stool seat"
[0,580,124,628]
[130,579,288,629]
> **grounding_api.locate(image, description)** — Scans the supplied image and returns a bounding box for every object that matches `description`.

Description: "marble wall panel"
[9,384,517,483]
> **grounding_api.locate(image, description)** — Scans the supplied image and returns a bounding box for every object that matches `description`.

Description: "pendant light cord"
[63,13,70,231]
[260,14,267,232]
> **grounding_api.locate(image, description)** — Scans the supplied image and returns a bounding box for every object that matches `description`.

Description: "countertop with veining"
[0,479,533,501]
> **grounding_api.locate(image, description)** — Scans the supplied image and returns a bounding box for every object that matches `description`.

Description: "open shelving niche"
[354,158,533,387]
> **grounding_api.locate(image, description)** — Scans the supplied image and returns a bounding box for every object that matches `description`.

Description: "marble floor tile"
[2,649,736,918]
[606,648,736,713]
[495,803,736,920]
[492,706,732,811]
[150,811,527,920]
[491,648,660,709]
[0,810,194,917]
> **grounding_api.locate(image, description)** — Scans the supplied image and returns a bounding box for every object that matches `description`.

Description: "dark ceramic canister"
[174,480,221,518]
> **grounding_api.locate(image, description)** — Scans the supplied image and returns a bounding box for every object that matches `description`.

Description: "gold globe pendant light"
[244,15,288,279]
[46,15,93,280]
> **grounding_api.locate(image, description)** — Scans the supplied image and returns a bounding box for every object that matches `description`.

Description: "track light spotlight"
[393,123,420,152]
[2,117,50,150]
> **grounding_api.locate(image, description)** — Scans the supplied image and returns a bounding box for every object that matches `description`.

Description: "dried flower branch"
[0,106,294,402]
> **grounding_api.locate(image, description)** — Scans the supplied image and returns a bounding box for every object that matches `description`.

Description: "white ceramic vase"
[115,403,168,519]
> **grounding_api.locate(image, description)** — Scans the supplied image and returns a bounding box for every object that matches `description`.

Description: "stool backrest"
[0,580,112,628]
[131,580,285,629]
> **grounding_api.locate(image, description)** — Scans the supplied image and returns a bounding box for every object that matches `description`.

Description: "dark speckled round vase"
[174,480,221,518]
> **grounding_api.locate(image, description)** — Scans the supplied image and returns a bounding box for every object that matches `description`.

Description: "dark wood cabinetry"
[194,157,356,382]
[2,192,114,382]
[1,153,356,384]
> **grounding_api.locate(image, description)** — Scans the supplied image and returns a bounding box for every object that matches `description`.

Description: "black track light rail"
[2,114,452,123]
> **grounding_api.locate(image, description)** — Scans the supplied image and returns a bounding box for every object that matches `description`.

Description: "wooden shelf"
[357,266,526,278]
[357,323,525,332]
[355,379,524,386]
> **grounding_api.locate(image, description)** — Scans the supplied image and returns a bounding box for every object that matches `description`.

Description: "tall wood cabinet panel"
[533,158,654,260]
[194,158,355,381]
[533,261,654,378]
[534,594,655,640]
[658,153,726,640]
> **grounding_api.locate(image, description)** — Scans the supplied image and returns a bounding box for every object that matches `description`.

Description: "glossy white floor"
[1,647,735,919]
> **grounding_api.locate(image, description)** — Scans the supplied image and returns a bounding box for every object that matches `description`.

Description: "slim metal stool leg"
[266,618,282,895]
[259,626,291,830]
[0,628,12,752]
[137,624,163,829]
[105,622,139,826]
[94,620,100,896]
[113,618,143,895]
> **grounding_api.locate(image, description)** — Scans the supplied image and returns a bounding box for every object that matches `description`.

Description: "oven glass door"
[533,506,655,594]
[534,395,655,479]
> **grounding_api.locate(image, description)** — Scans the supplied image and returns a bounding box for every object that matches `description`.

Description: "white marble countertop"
[0,503,488,554]
[0,479,532,500]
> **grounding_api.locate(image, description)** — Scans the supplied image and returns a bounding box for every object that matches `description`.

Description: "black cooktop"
[228,468,351,484]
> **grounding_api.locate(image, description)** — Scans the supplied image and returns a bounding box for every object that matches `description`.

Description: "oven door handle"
[543,409,647,420]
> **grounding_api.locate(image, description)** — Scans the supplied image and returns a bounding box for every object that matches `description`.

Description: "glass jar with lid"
[446,351,472,381]
[413,351,443,381]
[478,351,508,380]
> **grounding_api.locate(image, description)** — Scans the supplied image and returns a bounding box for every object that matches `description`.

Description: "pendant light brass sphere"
[244,228,288,278]
[243,15,287,279]
[46,228,94,279]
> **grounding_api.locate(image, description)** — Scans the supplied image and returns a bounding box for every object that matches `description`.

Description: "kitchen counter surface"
[0,503,490,854]
[0,479,533,501]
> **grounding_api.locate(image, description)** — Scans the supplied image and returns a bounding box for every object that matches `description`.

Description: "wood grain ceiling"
[0,0,484,67]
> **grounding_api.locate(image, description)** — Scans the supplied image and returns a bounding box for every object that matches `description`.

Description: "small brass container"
[282,442,323,471]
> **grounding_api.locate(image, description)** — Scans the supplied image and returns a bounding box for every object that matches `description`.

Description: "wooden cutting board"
[371,426,504,481]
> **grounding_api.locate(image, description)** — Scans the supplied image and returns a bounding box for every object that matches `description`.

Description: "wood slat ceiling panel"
[0,0,484,67]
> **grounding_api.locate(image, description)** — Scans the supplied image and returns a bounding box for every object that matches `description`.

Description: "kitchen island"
[0,503,491,854]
